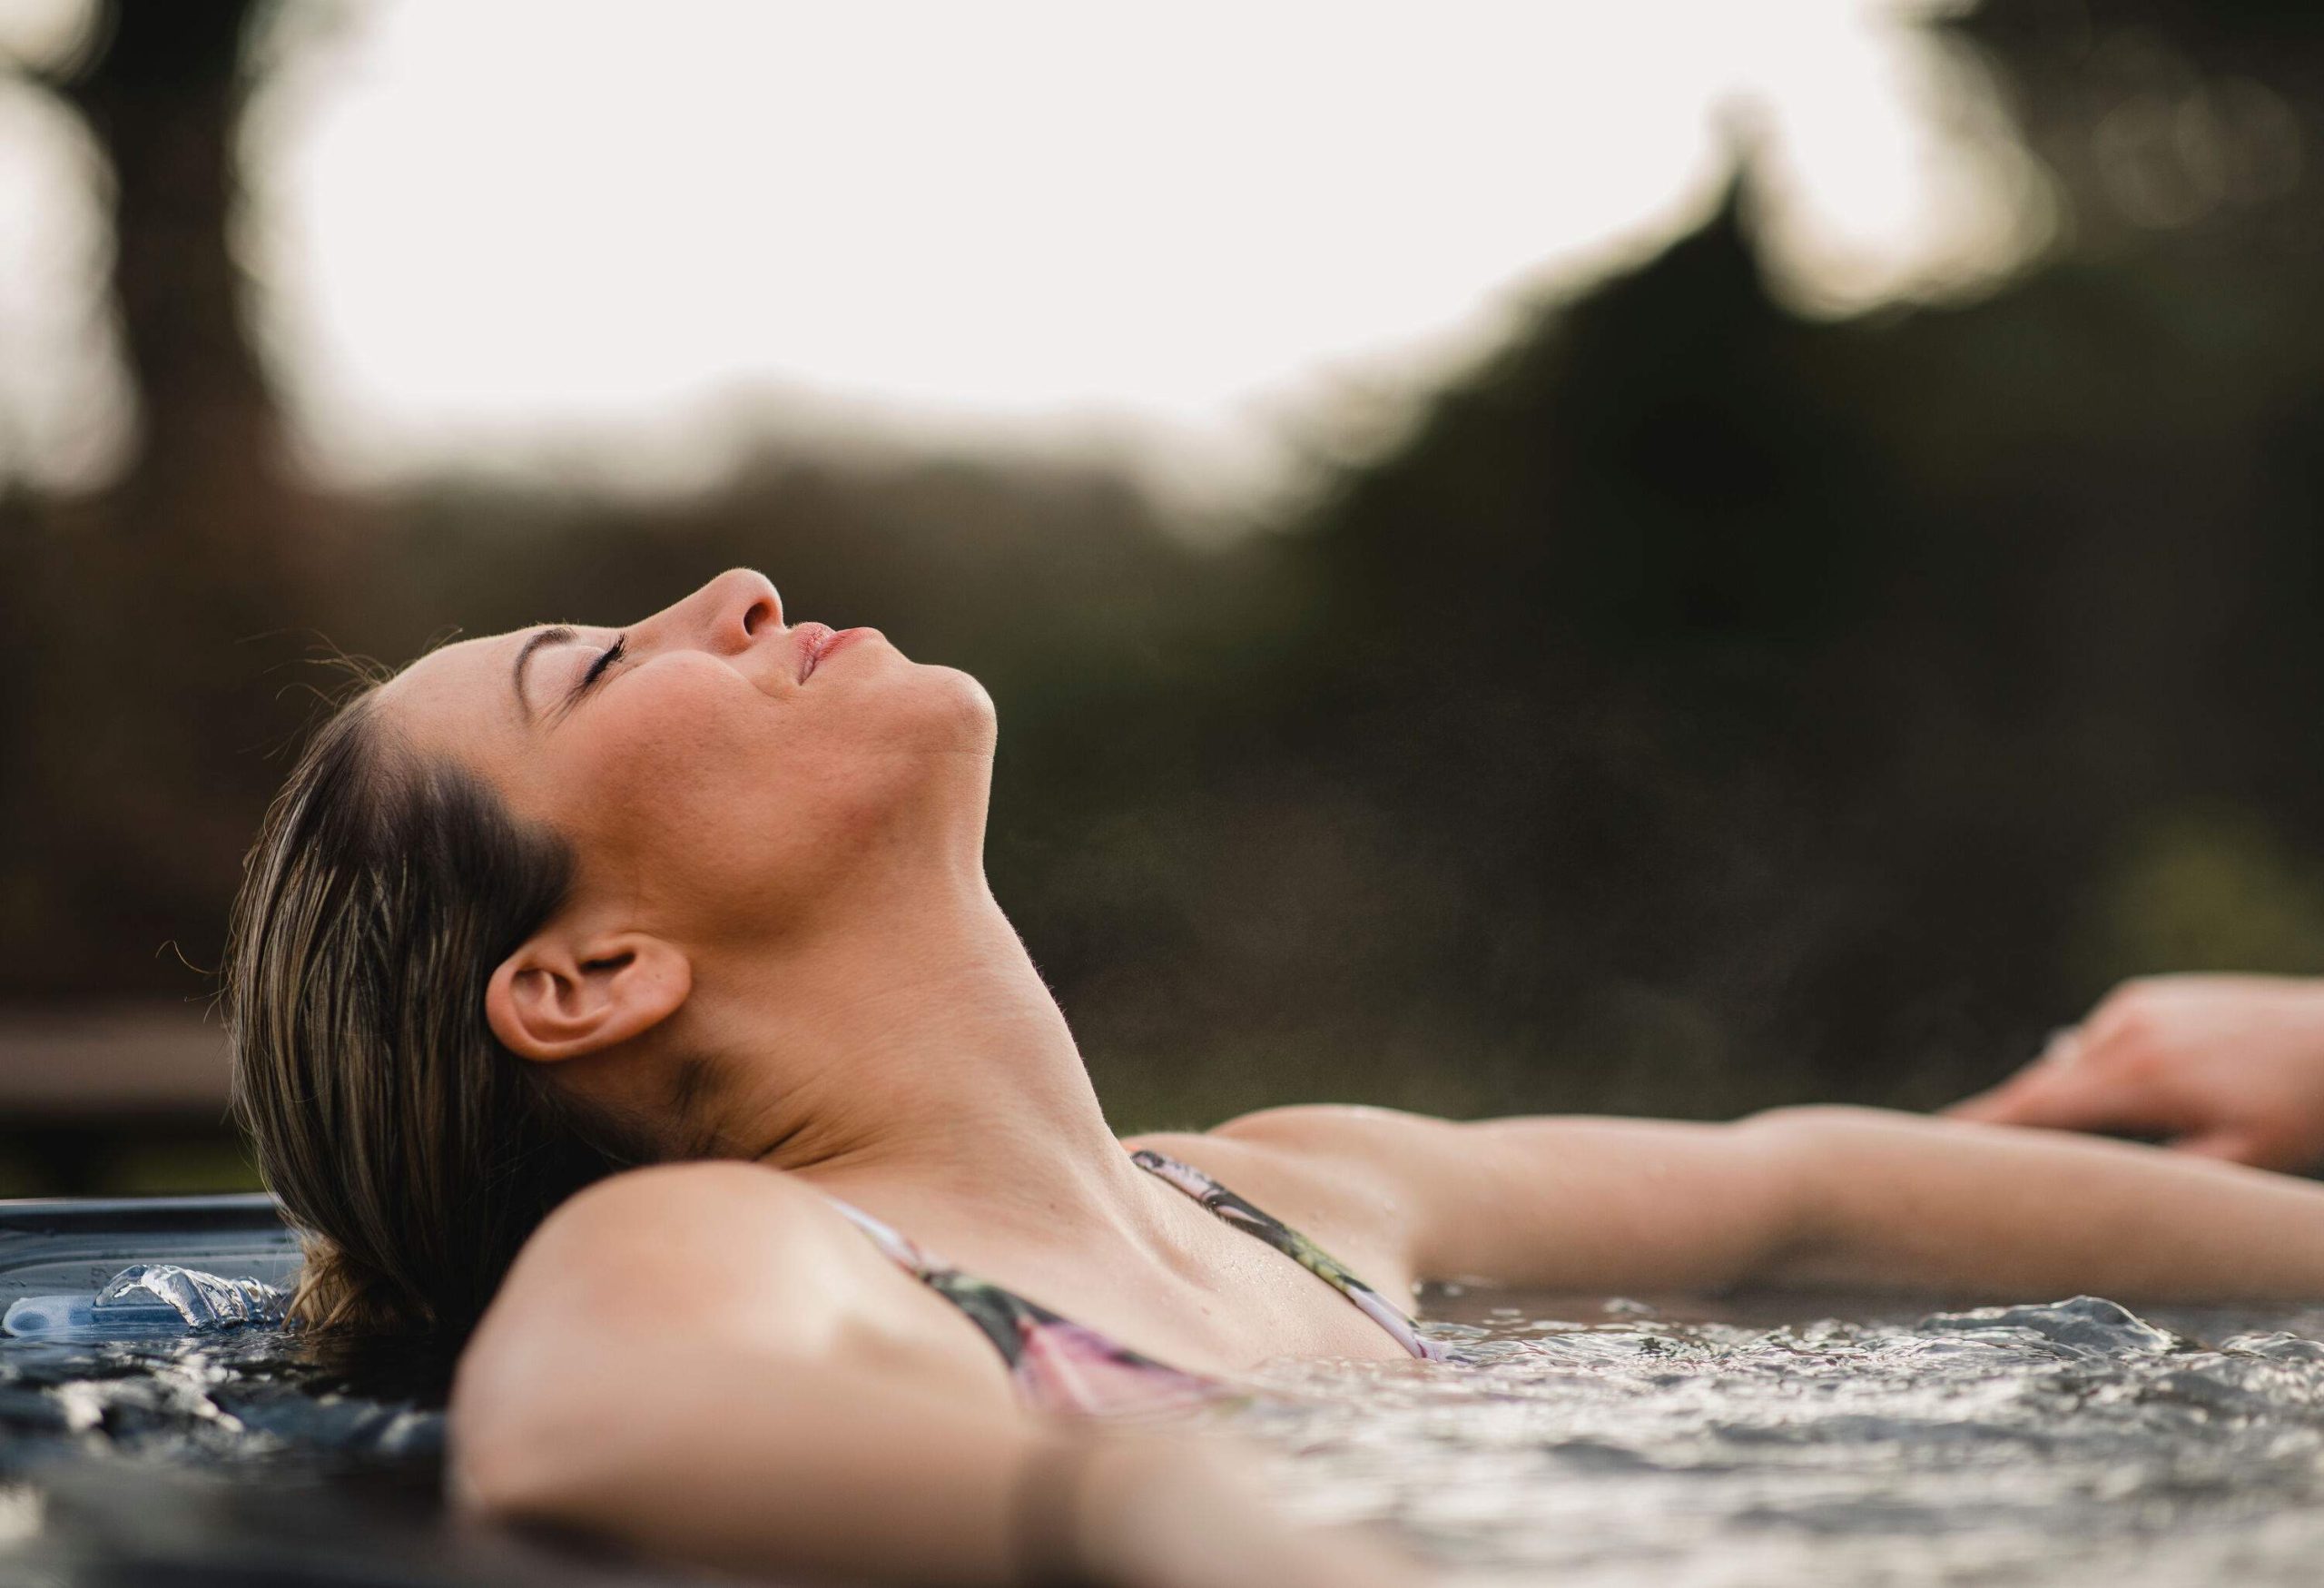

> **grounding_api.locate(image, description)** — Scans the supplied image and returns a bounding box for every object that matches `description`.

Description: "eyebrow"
[512,626,579,723]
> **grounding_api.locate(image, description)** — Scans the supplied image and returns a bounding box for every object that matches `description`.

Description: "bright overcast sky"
[0,0,2041,508]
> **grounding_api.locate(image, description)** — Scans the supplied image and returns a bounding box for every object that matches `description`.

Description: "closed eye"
[583,636,626,688]
[564,635,626,711]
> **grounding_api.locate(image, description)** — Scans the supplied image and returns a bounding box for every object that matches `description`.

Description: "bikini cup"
[815,1146,1444,1416]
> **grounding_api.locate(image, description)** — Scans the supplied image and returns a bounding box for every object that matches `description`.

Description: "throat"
[769,1085,1163,1254]
[705,889,1160,1245]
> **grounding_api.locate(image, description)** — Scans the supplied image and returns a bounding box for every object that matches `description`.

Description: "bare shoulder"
[1177,1107,1825,1293]
[464,1164,853,1378]
[1207,1102,1462,1159]
[456,1160,1012,1433]
[493,1161,852,1321]
[1125,1105,1457,1298]
[520,1159,832,1255]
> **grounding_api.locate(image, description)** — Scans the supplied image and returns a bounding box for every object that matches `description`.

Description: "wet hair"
[225,682,654,1335]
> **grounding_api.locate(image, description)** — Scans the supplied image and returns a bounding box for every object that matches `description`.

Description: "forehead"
[374,628,542,771]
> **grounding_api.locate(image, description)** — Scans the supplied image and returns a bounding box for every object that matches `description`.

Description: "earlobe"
[485,931,692,1062]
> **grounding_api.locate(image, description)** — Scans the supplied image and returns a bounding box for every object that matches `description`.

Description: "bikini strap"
[818,1191,938,1274]
[813,1186,1216,1414]
[1127,1148,1445,1361]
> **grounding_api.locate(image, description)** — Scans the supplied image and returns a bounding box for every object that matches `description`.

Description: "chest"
[835,1191,1423,1392]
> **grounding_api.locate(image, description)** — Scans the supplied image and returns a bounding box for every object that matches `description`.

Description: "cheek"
[549,672,774,868]
[595,671,758,804]
[559,666,906,908]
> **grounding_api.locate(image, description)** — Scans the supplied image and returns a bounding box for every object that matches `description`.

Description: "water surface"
[1226,1287,2324,1585]
[11,1287,2324,1583]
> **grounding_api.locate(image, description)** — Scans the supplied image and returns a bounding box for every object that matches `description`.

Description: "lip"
[793,624,864,683]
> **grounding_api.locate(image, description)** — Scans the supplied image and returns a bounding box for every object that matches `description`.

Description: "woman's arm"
[1750,1104,2324,1297]
[452,1162,1415,1588]
[1214,1103,2324,1301]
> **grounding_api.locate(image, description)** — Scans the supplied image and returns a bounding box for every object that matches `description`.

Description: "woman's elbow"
[1718,1106,1904,1275]
[448,1332,641,1527]
[449,1390,593,1525]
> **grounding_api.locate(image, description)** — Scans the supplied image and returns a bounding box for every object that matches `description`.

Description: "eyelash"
[581,636,627,691]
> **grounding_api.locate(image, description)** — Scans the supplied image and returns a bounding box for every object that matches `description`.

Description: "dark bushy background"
[9,0,2324,1167]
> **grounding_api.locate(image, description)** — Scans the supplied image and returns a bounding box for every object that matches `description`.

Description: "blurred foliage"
[2076,809,2324,981]
[13,0,2324,1170]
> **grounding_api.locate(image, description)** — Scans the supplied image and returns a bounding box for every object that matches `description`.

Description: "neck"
[688,866,1157,1240]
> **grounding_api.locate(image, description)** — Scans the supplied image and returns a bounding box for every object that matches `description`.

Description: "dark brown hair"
[225,684,653,1334]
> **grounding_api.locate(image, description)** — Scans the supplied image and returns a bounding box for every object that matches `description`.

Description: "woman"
[229,567,2324,1588]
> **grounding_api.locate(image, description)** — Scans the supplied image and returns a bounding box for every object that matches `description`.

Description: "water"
[5,1261,289,1340]
[0,1327,687,1584]
[11,1287,2324,1583]
[1226,1287,2324,1586]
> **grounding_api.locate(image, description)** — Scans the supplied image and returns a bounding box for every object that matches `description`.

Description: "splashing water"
[1216,1290,2324,1586]
[4,1264,288,1343]
[9,1285,2324,1583]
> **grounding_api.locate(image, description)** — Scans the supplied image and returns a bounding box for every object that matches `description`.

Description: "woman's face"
[378,567,997,949]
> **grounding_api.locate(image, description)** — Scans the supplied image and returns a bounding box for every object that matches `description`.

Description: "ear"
[485,926,693,1063]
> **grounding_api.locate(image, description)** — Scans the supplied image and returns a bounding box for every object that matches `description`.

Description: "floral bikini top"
[817,1147,1448,1415]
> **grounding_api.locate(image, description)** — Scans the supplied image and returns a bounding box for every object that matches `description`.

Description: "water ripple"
[1219,1293,2324,1585]
[11,1291,2324,1583]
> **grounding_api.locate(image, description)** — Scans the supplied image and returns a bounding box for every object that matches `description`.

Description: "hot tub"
[0,1193,686,1586]
[11,1191,2324,1585]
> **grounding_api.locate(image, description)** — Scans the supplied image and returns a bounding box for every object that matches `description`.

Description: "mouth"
[793,624,864,683]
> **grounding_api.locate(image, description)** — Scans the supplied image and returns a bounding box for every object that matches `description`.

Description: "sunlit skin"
[386,569,2324,1588]
[386,571,1426,1377]
[382,568,1078,1185]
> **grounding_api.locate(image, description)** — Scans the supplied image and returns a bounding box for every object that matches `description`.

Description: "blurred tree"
[1050,52,2324,1125]
[4,0,310,998]
[15,0,2324,1171]
[59,0,288,549]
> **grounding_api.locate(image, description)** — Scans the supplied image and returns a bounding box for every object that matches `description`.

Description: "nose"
[676,567,782,655]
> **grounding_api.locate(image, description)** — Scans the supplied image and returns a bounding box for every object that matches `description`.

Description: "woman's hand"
[1946,974,2324,1170]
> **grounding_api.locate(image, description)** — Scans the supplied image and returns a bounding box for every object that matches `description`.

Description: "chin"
[914,664,1000,755]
